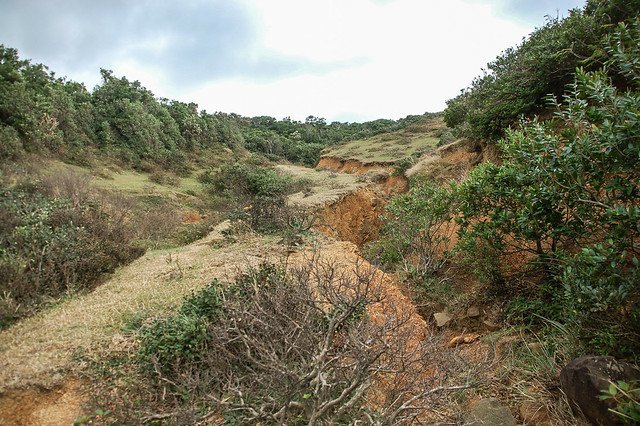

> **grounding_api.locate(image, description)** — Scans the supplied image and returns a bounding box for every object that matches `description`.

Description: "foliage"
[0,175,144,326]
[370,179,455,278]
[388,22,640,355]
[457,23,639,353]
[444,0,640,140]
[134,261,469,424]
[1,44,428,170]
[204,161,305,233]
[600,380,640,424]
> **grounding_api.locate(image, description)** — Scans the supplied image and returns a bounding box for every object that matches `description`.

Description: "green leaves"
[445,2,639,141]
[600,380,640,424]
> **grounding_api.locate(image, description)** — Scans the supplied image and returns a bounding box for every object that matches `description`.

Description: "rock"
[466,398,516,426]
[519,400,553,426]
[433,311,452,327]
[467,306,481,318]
[560,355,640,425]
[447,333,480,348]
[483,320,500,331]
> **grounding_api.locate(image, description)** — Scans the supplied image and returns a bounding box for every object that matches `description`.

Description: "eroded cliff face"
[313,157,408,247]
[316,156,394,175]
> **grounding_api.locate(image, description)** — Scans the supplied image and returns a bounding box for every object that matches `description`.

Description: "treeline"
[0,46,428,169]
[444,0,640,140]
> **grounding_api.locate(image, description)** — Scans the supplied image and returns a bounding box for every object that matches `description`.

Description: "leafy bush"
[204,161,302,233]
[0,176,144,326]
[600,381,640,424]
[444,0,639,141]
[451,22,640,353]
[369,179,455,277]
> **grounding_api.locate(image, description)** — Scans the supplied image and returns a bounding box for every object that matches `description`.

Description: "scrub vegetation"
[1,0,639,424]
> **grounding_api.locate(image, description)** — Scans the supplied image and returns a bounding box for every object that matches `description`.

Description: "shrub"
[134,261,470,424]
[451,23,640,353]
[0,177,144,326]
[444,1,639,140]
[600,380,640,424]
[204,161,298,233]
[371,179,456,278]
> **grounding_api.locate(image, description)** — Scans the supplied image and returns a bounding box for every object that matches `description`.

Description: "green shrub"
[444,0,639,140]
[449,23,640,353]
[137,279,226,377]
[371,179,455,277]
[600,381,640,424]
[0,180,144,326]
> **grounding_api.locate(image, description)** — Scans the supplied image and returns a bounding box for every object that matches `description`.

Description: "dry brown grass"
[0,221,285,392]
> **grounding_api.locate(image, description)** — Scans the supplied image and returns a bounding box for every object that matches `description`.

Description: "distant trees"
[0,44,431,168]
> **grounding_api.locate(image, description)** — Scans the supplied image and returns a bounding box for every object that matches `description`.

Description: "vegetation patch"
[321,116,443,164]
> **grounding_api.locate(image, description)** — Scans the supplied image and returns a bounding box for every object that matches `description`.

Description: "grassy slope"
[0,222,284,391]
[321,117,445,164]
[47,160,202,198]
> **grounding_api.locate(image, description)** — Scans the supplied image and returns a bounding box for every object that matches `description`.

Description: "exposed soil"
[0,379,84,426]
[317,156,394,174]
[316,187,385,246]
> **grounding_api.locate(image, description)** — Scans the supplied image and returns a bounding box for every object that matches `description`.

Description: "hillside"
[1,1,639,424]
[319,116,445,167]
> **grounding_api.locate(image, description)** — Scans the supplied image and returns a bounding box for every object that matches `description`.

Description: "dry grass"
[0,221,285,392]
[275,164,367,208]
[322,117,445,164]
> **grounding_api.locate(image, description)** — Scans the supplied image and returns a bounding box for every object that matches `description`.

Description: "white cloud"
[182,0,532,121]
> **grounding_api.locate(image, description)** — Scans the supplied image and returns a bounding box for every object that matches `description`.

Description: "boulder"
[465,398,516,426]
[560,355,640,425]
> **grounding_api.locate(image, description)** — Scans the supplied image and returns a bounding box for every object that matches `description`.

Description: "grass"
[47,160,202,198]
[322,117,444,164]
[0,225,285,391]
[275,164,366,208]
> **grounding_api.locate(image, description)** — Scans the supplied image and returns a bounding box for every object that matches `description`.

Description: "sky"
[0,0,585,122]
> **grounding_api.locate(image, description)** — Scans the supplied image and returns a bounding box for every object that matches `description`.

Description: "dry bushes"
[124,260,473,424]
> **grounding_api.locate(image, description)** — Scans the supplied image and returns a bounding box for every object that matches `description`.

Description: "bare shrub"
[133,206,182,248]
[135,259,474,424]
[41,169,92,208]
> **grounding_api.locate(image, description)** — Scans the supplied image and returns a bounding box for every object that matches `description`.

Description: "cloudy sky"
[0,0,584,122]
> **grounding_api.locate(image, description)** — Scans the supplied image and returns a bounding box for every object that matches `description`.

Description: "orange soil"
[0,379,84,426]
[317,156,394,175]
[316,187,384,246]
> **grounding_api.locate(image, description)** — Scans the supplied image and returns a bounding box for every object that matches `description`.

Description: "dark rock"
[466,398,516,426]
[560,355,640,425]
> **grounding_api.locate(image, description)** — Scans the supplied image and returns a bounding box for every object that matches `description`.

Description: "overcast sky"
[0,0,585,122]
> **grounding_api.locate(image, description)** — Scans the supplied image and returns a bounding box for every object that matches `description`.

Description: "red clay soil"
[316,187,385,246]
[317,157,394,175]
[0,379,85,426]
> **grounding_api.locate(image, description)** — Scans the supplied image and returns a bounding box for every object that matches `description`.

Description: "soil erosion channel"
[0,161,422,425]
